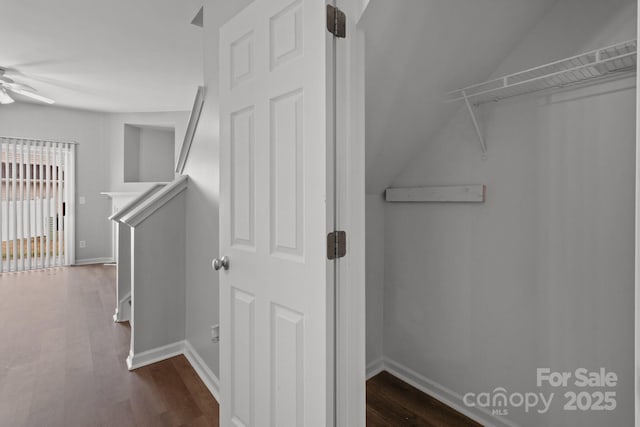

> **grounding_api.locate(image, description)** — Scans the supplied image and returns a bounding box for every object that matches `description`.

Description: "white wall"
[137,127,175,182]
[181,4,223,380]
[0,102,110,261]
[123,124,141,182]
[182,84,221,377]
[380,0,636,425]
[131,190,186,355]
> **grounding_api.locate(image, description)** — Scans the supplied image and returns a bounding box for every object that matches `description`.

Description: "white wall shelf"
[385,185,486,203]
[448,39,637,155]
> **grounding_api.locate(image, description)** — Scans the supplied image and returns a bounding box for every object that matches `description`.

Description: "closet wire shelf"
[448,39,637,106]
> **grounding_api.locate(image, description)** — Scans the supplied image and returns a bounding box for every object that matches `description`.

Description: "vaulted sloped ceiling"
[363,0,558,194]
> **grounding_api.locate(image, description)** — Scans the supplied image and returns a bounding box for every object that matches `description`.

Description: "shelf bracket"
[462,90,487,157]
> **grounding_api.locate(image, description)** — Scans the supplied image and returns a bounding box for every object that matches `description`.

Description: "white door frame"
[334,1,368,425]
[635,2,640,424]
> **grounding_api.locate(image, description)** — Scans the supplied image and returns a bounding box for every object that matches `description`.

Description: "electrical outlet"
[79,196,86,205]
[79,240,86,248]
[211,325,220,343]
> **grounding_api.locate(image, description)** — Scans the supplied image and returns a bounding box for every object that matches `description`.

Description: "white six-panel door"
[219,0,334,426]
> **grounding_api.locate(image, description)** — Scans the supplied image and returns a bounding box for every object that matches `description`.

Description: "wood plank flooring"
[367,371,483,427]
[0,265,218,427]
[0,264,480,427]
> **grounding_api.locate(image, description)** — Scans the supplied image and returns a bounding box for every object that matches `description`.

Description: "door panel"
[230,32,255,88]
[270,89,304,259]
[271,303,304,426]
[230,107,256,250]
[230,288,255,427]
[269,0,303,69]
[219,0,333,425]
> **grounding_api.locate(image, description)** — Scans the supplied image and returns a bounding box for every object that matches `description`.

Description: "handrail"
[120,175,189,227]
[108,184,166,223]
[175,86,205,174]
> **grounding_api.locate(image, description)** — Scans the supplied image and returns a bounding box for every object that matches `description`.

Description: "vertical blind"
[0,137,76,272]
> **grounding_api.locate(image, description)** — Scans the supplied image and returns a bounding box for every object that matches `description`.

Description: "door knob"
[212,256,230,271]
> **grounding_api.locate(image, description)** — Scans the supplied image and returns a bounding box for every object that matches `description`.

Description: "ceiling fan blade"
[0,88,15,105]
[0,75,15,84]
[9,88,55,105]
[5,82,37,93]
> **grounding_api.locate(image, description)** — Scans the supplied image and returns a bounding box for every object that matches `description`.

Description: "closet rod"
[448,39,637,106]
[447,39,637,156]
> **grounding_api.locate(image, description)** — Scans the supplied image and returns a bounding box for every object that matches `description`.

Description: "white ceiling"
[0,0,204,113]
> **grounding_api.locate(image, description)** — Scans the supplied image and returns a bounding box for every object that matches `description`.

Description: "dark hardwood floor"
[0,264,480,427]
[0,265,218,427]
[367,372,483,427]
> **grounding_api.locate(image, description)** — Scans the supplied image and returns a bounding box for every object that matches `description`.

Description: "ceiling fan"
[0,67,55,105]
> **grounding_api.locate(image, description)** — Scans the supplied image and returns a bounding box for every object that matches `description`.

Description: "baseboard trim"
[126,344,512,426]
[375,357,520,427]
[366,357,385,380]
[125,340,221,403]
[114,292,131,323]
[74,257,115,266]
[183,340,221,401]
[126,341,185,371]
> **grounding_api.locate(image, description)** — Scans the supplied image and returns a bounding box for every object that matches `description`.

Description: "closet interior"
[362,1,637,426]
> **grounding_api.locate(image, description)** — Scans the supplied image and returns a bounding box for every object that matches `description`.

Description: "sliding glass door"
[0,137,76,272]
